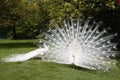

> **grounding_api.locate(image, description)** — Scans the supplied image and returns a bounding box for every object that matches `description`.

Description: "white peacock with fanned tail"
[2,18,119,71]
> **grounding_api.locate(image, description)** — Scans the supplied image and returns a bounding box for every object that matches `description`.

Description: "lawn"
[0,39,120,80]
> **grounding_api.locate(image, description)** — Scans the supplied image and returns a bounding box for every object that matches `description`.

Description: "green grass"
[0,39,120,80]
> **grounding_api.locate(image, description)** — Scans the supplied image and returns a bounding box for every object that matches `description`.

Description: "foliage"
[69,0,120,33]
[0,0,120,39]
[0,0,40,39]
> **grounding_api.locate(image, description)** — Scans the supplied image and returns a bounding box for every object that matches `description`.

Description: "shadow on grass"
[0,42,37,49]
[64,64,96,72]
[31,57,96,72]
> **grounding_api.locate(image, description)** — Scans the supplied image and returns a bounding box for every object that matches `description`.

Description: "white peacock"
[2,18,118,71]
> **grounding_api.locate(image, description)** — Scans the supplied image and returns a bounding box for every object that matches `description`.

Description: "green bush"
[0,0,120,39]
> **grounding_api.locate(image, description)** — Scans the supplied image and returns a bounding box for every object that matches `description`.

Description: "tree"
[0,0,120,39]
[0,0,40,39]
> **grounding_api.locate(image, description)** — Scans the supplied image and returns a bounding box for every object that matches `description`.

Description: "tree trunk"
[12,25,16,39]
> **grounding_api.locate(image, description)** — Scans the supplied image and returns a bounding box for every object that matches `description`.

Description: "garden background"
[0,0,120,80]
